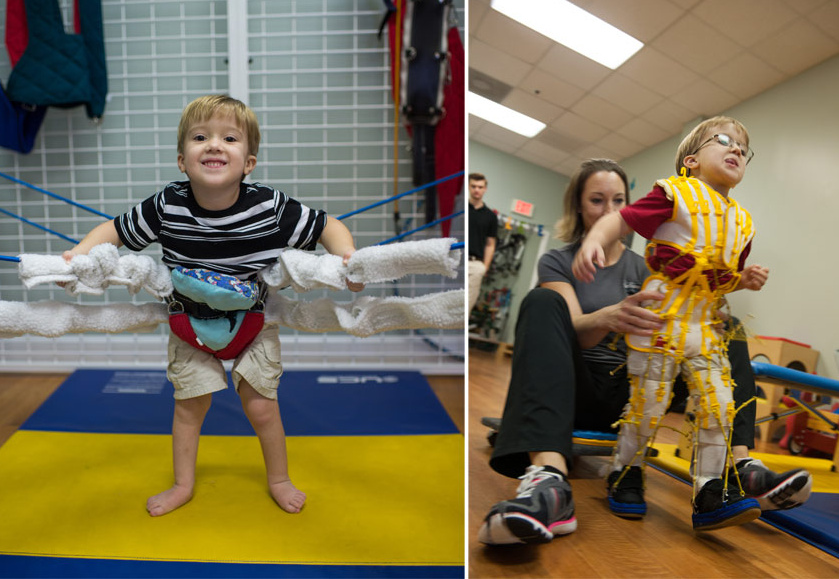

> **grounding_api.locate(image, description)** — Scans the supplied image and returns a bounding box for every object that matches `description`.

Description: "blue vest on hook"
[6,0,107,119]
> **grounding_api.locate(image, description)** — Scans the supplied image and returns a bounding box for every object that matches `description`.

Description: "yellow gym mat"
[0,430,463,566]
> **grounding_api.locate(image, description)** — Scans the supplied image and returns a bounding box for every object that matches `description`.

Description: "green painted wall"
[468,142,568,342]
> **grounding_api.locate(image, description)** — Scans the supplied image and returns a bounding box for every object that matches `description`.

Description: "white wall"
[468,141,568,342]
[620,54,839,379]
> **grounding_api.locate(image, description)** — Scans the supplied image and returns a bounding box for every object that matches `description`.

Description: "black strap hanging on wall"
[400,0,452,225]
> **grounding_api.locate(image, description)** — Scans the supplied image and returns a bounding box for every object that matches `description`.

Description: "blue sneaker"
[479,465,577,545]
[692,478,761,531]
[607,466,647,519]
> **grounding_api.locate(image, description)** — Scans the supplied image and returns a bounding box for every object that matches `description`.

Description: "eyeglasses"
[692,133,754,164]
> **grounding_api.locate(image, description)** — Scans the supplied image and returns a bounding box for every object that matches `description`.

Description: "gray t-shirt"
[537,242,650,366]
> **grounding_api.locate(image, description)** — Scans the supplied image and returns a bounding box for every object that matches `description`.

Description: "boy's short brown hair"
[177,95,261,157]
[675,116,749,176]
[468,172,487,184]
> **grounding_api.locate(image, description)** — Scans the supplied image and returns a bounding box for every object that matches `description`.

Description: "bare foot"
[146,484,193,516]
[269,480,306,513]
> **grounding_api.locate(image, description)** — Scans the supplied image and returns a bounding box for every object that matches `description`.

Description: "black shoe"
[731,458,812,511]
[692,478,761,531]
[607,466,646,519]
[479,465,577,545]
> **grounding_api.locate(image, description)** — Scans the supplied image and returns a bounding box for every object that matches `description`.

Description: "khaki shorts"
[468,260,486,311]
[167,325,283,400]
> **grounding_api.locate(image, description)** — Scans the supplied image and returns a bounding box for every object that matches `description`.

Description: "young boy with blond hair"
[63,94,363,516]
[573,116,770,530]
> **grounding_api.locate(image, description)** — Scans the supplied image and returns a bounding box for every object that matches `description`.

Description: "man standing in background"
[468,173,498,311]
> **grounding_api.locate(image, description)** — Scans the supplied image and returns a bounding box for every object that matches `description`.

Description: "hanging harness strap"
[400,0,453,224]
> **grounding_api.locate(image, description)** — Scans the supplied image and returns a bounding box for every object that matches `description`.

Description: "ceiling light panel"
[490,0,644,69]
[467,92,546,138]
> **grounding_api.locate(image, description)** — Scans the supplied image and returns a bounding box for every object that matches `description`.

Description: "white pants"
[468,260,486,311]
[616,277,736,492]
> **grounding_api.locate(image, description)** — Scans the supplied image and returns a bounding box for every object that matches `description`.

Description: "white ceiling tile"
[650,14,743,75]
[751,18,839,75]
[519,69,586,109]
[641,99,699,134]
[667,0,702,9]
[534,127,588,155]
[809,1,839,42]
[669,78,740,118]
[578,143,621,162]
[537,44,611,91]
[471,135,520,156]
[551,111,611,143]
[556,156,588,177]
[527,156,560,173]
[568,0,596,10]
[618,47,700,98]
[596,132,647,159]
[781,0,830,16]
[519,140,571,167]
[467,0,491,27]
[709,53,786,100]
[473,10,554,64]
[469,38,534,87]
[591,73,664,115]
[571,93,634,131]
[582,0,683,43]
[617,117,671,147]
[692,0,799,47]
[475,118,532,147]
[503,89,564,124]
[469,115,489,133]
[471,124,527,154]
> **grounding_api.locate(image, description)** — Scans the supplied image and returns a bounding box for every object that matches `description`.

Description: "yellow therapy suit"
[615,174,755,497]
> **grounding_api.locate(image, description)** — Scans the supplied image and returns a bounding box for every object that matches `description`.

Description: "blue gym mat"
[762,493,839,559]
[0,557,462,578]
[21,368,459,436]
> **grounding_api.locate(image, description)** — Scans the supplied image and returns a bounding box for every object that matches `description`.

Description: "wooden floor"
[0,372,67,448]
[468,347,839,578]
[0,371,464,445]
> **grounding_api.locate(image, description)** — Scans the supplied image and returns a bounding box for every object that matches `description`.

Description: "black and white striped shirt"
[114,181,327,278]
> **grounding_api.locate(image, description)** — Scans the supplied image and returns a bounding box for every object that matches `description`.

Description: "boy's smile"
[177,114,257,209]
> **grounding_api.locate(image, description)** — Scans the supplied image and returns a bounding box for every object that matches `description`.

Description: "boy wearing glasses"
[573,116,778,531]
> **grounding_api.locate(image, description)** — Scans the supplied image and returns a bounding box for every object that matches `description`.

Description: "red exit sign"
[512,199,534,217]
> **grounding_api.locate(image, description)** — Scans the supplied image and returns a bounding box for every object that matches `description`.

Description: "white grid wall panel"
[0,0,465,373]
